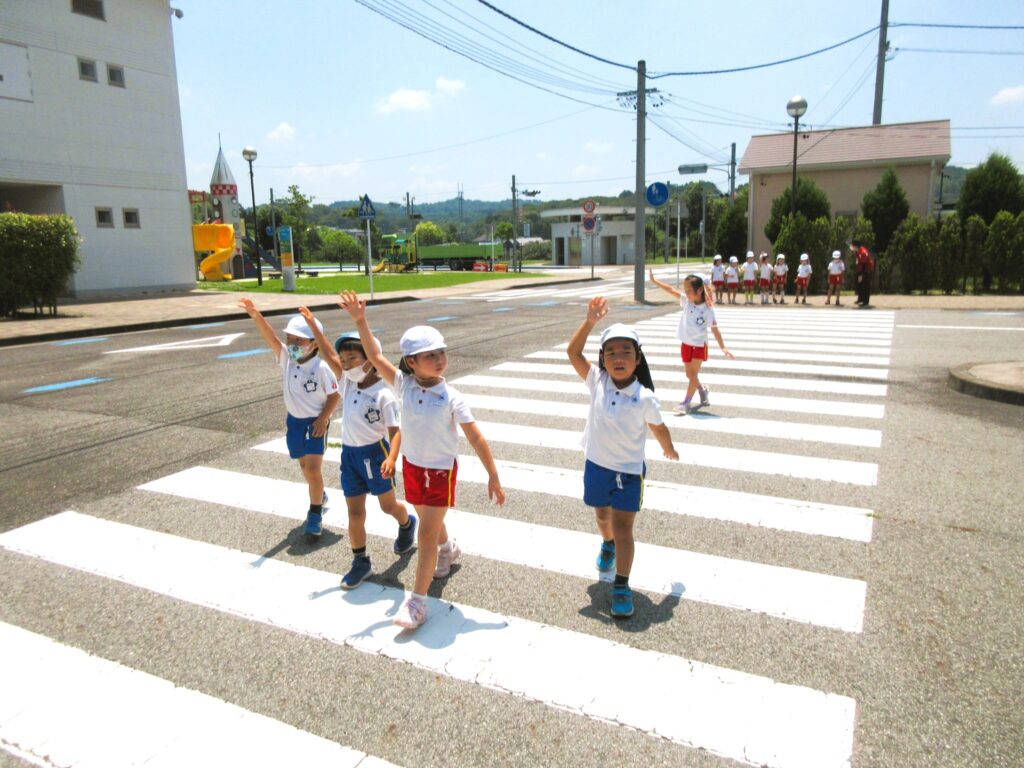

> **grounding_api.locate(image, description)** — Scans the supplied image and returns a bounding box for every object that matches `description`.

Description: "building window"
[71,0,105,21]
[95,207,114,228]
[122,208,140,228]
[107,64,125,88]
[78,58,97,82]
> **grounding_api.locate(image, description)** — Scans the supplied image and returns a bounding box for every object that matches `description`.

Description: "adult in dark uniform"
[851,239,874,307]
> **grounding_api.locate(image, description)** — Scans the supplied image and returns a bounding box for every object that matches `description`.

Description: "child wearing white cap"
[338,290,505,629]
[298,307,416,590]
[710,255,725,304]
[237,299,340,537]
[773,254,789,304]
[567,297,679,619]
[826,250,846,306]
[758,253,772,305]
[725,256,740,305]
[742,251,758,305]
[795,253,812,304]
[648,269,735,413]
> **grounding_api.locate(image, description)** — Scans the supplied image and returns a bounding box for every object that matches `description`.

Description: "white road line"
[472,420,878,485]
[492,361,890,396]
[452,376,884,417]
[142,465,867,632]
[896,324,1024,331]
[560,339,892,356]
[458,391,882,448]
[638,326,894,341]
[0,621,396,768]
[256,440,874,542]
[532,347,890,366]
[0,512,857,768]
[688,332,894,348]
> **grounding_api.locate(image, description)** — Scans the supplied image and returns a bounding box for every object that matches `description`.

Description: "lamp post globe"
[786,96,807,219]
[242,147,261,285]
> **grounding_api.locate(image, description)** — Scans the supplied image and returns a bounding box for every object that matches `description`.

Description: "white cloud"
[377,88,432,113]
[536,151,549,161]
[571,164,602,179]
[584,139,612,154]
[991,85,1024,106]
[435,76,465,96]
[179,84,192,99]
[266,122,296,141]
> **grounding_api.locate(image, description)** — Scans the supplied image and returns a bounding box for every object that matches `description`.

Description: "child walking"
[758,253,772,305]
[710,254,725,304]
[826,250,846,306]
[298,307,417,589]
[566,297,679,618]
[238,298,340,537]
[648,269,734,413]
[795,253,812,304]
[773,254,789,304]
[742,251,758,305]
[338,290,505,629]
[725,256,740,304]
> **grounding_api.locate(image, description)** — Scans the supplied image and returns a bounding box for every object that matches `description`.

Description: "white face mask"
[343,362,370,383]
[288,344,305,362]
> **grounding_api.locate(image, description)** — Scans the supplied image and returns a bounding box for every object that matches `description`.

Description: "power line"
[648,116,729,163]
[894,47,1024,55]
[890,22,1024,30]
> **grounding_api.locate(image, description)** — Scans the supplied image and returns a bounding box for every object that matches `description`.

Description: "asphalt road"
[0,275,1022,768]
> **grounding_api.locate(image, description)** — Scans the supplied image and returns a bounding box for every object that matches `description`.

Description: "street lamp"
[786,96,807,220]
[242,146,261,286]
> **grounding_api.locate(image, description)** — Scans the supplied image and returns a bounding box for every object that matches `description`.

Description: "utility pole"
[664,182,671,263]
[872,0,890,125]
[511,174,519,272]
[633,59,646,302]
[457,183,464,242]
[729,143,736,199]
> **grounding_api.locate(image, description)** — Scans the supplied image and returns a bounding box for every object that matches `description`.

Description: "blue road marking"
[624,305,650,310]
[22,377,111,394]
[189,322,227,329]
[492,307,514,313]
[218,349,268,359]
[426,316,457,322]
[52,337,109,346]
[525,301,560,307]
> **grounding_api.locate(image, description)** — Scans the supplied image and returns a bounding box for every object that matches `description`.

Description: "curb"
[948,362,1024,406]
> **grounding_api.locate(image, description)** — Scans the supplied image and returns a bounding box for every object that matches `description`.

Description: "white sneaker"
[698,386,710,407]
[394,596,427,628]
[433,540,461,579]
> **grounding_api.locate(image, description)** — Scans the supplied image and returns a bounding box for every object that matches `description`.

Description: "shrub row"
[0,213,81,317]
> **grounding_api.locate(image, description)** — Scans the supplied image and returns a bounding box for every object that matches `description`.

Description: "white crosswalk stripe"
[0,301,895,768]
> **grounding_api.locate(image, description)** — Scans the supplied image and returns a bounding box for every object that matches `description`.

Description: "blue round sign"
[646,182,669,207]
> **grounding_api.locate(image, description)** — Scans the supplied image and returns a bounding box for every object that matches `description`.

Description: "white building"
[541,206,655,266]
[0,0,194,296]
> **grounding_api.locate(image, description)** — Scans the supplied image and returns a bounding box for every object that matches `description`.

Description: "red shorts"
[743,280,755,289]
[402,457,457,507]
[759,278,770,289]
[726,282,738,290]
[774,276,787,286]
[680,342,708,363]
[712,280,724,288]
[828,274,843,286]
[796,277,809,288]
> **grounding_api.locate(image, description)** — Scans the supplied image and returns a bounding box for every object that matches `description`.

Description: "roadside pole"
[358,195,377,301]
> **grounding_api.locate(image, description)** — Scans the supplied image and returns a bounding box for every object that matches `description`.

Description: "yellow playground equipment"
[193,224,236,281]
[373,234,418,273]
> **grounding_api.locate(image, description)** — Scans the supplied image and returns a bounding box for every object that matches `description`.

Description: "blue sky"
[171,0,1024,207]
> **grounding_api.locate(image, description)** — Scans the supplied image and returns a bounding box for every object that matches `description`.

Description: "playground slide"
[372,259,387,273]
[193,224,236,282]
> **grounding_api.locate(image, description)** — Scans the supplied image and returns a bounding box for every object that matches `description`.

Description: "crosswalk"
[0,304,895,768]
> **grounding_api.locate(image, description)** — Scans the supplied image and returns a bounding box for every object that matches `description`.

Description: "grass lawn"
[196,271,548,295]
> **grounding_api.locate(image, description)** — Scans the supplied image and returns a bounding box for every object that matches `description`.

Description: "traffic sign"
[357,195,376,221]
[582,215,596,233]
[646,182,669,207]
[678,164,709,175]
[582,199,597,214]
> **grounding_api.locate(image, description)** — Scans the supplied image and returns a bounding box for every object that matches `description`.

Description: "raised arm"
[237,298,284,357]
[567,296,607,381]
[338,290,398,386]
[298,306,341,377]
[648,268,682,299]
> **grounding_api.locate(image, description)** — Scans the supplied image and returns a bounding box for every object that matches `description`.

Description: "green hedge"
[0,213,81,317]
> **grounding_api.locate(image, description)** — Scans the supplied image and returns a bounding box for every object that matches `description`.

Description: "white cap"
[746,251,755,259]
[832,250,842,259]
[800,253,809,261]
[599,323,640,347]
[776,253,786,261]
[334,331,382,355]
[284,314,322,340]
[713,254,722,261]
[729,255,738,263]
[399,325,446,356]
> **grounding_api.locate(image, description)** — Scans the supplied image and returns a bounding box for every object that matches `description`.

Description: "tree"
[984,210,1017,292]
[764,176,831,244]
[319,228,363,264]
[957,153,1024,225]
[714,187,748,258]
[936,217,962,295]
[773,213,831,291]
[414,220,446,246]
[862,167,910,256]
[1015,212,1024,293]
[494,221,514,241]
[445,222,459,243]
[963,215,988,293]
[282,185,314,261]
[886,214,937,294]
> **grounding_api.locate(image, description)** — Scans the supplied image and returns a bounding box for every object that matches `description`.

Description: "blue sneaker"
[611,585,634,618]
[303,510,323,537]
[340,556,371,589]
[394,514,417,554]
[596,541,616,572]
[321,491,329,513]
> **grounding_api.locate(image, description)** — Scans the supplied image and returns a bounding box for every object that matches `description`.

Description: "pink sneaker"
[433,540,461,579]
[394,596,427,628]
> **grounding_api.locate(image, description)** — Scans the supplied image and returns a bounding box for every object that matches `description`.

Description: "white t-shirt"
[742,262,758,280]
[774,263,789,277]
[341,378,400,447]
[582,366,663,476]
[760,263,773,280]
[276,348,339,419]
[725,266,739,283]
[828,259,846,275]
[676,296,717,346]
[389,370,474,470]
[797,263,812,278]
[711,264,725,281]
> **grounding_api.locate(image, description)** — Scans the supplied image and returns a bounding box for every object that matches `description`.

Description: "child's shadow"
[578,581,684,632]
[250,525,346,567]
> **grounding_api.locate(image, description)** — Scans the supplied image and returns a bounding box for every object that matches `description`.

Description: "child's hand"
[380,456,395,479]
[664,447,679,461]
[586,296,608,324]
[488,475,506,506]
[237,297,258,316]
[311,414,330,438]
[297,306,314,322]
[338,290,366,322]
[722,348,735,360]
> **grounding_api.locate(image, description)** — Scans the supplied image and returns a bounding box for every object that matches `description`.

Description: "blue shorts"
[582,459,645,513]
[285,413,327,459]
[341,440,396,498]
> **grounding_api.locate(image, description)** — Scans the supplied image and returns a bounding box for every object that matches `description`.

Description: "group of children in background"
[238,268,733,627]
[710,250,847,306]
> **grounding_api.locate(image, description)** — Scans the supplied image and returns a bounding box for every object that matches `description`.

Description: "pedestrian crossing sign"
[358,195,376,220]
